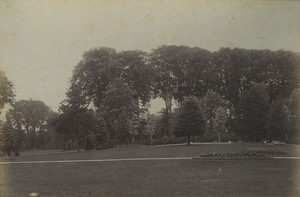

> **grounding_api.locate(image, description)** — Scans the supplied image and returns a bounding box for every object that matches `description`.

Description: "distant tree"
[145,114,158,145]
[56,77,114,151]
[101,78,138,144]
[0,122,14,156]
[94,111,109,147]
[155,109,172,138]
[150,46,183,136]
[212,106,228,142]
[128,113,140,144]
[266,98,291,141]
[173,97,206,145]
[59,80,92,151]
[52,106,76,150]
[199,90,228,133]
[287,88,300,138]
[0,69,14,114]
[6,99,53,149]
[236,83,269,141]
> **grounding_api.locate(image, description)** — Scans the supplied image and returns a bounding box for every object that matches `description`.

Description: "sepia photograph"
[0,0,300,196]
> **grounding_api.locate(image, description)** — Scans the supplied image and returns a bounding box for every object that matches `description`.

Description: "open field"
[1,143,300,197]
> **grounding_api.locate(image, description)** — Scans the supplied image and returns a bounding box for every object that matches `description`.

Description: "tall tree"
[151,45,188,116]
[101,78,138,144]
[287,88,300,138]
[0,69,14,114]
[236,83,269,141]
[150,45,189,135]
[173,97,206,145]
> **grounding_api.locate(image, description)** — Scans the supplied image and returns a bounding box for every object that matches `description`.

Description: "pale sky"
[0,0,299,114]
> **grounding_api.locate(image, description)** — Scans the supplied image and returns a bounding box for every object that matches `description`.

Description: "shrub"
[148,136,186,145]
[84,136,94,151]
[95,142,114,150]
[0,122,14,156]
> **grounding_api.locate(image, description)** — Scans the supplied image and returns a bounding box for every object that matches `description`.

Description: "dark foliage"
[236,83,269,141]
[266,98,291,141]
[84,136,94,151]
[173,97,206,144]
[0,122,14,156]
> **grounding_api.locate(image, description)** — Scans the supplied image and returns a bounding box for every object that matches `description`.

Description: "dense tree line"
[1,45,300,155]
[54,46,299,148]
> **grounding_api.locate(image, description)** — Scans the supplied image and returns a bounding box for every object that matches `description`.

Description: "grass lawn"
[1,143,300,197]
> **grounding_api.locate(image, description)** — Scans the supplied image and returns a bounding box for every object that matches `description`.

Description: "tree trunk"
[150,134,153,145]
[136,98,140,119]
[132,135,135,144]
[209,117,213,133]
[25,126,31,149]
[75,128,79,152]
[218,132,221,142]
[163,94,173,137]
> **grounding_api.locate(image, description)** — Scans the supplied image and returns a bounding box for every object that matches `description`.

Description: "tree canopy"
[6,99,54,149]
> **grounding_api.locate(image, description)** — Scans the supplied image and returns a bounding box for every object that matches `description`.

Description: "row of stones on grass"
[193,157,272,160]
[0,157,15,161]
[199,151,286,158]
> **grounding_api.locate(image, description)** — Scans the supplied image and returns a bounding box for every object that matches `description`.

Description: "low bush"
[151,136,186,145]
[95,142,114,150]
[84,136,94,151]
